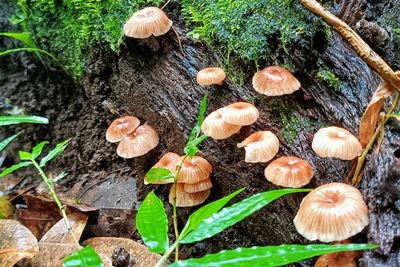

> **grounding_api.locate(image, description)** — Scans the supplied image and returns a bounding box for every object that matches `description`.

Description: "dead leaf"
[98,253,113,267]
[82,237,162,267]
[40,212,88,244]
[0,174,20,196]
[90,208,136,238]
[359,80,394,147]
[0,196,14,219]
[0,219,39,267]
[29,243,81,267]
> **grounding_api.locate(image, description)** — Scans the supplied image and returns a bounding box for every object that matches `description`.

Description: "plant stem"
[172,155,188,262]
[31,159,80,246]
[352,92,400,185]
[155,241,178,267]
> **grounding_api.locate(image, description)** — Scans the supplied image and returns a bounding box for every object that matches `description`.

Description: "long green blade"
[0,161,32,177]
[170,244,378,267]
[0,115,48,126]
[0,131,23,152]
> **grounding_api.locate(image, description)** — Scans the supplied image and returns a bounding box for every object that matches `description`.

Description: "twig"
[300,0,400,91]
[172,26,185,56]
[161,0,171,10]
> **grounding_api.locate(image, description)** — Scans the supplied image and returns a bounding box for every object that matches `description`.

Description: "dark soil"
[1,0,400,266]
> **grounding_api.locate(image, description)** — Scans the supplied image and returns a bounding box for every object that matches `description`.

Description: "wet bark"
[1,0,399,266]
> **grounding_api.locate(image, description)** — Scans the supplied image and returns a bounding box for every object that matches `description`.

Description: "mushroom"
[117,125,159,158]
[124,7,173,38]
[264,156,314,188]
[220,102,259,126]
[237,131,279,163]
[312,126,362,160]
[169,183,210,207]
[106,116,140,143]
[144,152,179,184]
[174,156,212,184]
[201,109,241,139]
[315,240,361,267]
[252,66,301,96]
[293,182,369,242]
[183,178,213,193]
[196,67,226,86]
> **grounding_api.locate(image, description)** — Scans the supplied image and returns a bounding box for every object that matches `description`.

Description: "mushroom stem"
[172,26,185,56]
[300,0,400,91]
[352,92,400,185]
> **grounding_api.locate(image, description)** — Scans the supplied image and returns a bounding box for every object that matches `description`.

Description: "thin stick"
[300,0,400,91]
[172,26,185,56]
[161,0,171,10]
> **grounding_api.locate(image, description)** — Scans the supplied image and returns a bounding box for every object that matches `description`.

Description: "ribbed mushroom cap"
[183,178,213,193]
[312,127,362,160]
[144,152,180,184]
[201,109,242,139]
[252,66,301,96]
[106,116,140,143]
[293,182,369,242]
[117,125,159,158]
[264,156,314,188]
[220,102,259,126]
[124,7,173,38]
[237,131,279,163]
[174,156,212,184]
[196,67,226,85]
[169,183,210,207]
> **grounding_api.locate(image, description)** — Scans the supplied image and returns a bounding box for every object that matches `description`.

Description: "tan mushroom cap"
[117,125,159,158]
[144,152,180,184]
[106,116,140,143]
[124,7,173,38]
[265,156,314,188]
[220,102,259,126]
[312,126,362,160]
[174,156,212,184]
[183,178,213,193]
[237,131,279,163]
[201,109,242,139]
[252,66,301,96]
[293,182,369,243]
[169,183,210,207]
[196,67,226,85]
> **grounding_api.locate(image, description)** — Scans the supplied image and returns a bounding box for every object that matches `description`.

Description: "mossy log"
[1,0,399,266]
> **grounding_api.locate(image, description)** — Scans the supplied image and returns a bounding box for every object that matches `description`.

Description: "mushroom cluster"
[106,116,159,158]
[146,153,213,207]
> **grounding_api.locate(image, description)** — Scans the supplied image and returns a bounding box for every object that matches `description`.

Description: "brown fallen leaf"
[40,212,88,244]
[29,243,81,267]
[0,219,39,267]
[82,237,162,267]
[359,72,399,147]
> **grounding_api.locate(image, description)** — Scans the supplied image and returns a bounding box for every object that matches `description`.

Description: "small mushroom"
[183,178,213,193]
[144,152,180,184]
[106,116,140,143]
[174,156,212,184]
[312,126,362,160]
[220,102,259,126]
[264,156,314,188]
[314,240,361,267]
[293,182,369,242]
[124,7,173,38]
[196,67,226,86]
[117,125,159,158]
[169,183,210,207]
[201,109,241,139]
[252,66,301,96]
[237,131,279,163]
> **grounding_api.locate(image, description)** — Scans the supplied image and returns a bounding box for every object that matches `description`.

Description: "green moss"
[381,5,400,68]
[12,0,163,77]
[315,67,342,92]
[181,0,326,64]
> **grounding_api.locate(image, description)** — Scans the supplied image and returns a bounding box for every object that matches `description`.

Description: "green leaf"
[0,131,23,152]
[136,191,169,254]
[32,141,49,159]
[184,93,208,157]
[0,196,14,219]
[39,139,71,167]
[145,167,174,184]
[180,189,311,244]
[169,243,378,267]
[0,161,32,177]
[0,32,38,48]
[388,113,400,121]
[62,246,103,267]
[53,171,68,183]
[0,115,48,126]
[19,151,32,160]
[180,188,245,240]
